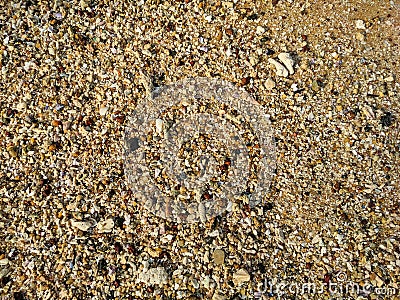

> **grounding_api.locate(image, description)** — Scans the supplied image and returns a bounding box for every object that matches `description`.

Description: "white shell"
[155,118,164,133]
[278,52,295,75]
[0,258,9,266]
[97,219,114,233]
[198,202,207,223]
[70,219,96,231]
[265,78,276,90]
[268,58,288,77]
[232,268,251,285]
[99,106,108,116]
[137,267,168,285]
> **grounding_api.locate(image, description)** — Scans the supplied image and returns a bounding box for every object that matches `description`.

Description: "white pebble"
[137,267,168,285]
[0,258,9,266]
[198,202,206,222]
[355,19,366,29]
[256,26,265,35]
[70,219,96,231]
[97,219,114,233]
[155,119,163,133]
[17,102,27,110]
[265,78,276,90]
[232,269,250,285]
[99,106,108,116]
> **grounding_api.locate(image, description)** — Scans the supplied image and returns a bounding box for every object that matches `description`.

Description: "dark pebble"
[380,112,394,127]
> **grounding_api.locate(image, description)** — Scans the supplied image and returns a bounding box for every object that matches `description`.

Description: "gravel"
[0,0,399,299]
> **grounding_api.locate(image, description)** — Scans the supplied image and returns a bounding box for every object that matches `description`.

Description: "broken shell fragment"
[277,52,295,75]
[70,219,96,231]
[268,58,289,77]
[232,268,251,285]
[97,219,115,233]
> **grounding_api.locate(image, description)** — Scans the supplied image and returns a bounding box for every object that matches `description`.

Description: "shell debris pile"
[0,0,399,299]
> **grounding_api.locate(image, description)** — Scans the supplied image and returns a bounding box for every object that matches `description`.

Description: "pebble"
[355,32,365,41]
[137,267,168,285]
[0,258,9,266]
[384,75,394,82]
[70,219,96,232]
[256,26,266,35]
[355,19,366,29]
[99,106,109,116]
[311,80,320,91]
[17,102,27,110]
[232,269,250,285]
[97,219,114,233]
[212,249,225,265]
[52,120,62,127]
[212,293,226,300]
[7,146,18,158]
[264,78,276,90]
[155,119,164,134]
[198,202,207,223]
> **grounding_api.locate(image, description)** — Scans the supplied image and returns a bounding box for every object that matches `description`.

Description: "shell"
[268,58,289,77]
[277,52,295,75]
[232,268,250,285]
[70,219,96,231]
[97,219,114,233]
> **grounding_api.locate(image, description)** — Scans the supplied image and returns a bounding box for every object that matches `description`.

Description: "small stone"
[155,119,164,133]
[70,219,96,231]
[384,76,394,82]
[241,77,250,86]
[256,26,265,35]
[205,15,212,22]
[17,102,27,110]
[355,32,365,41]
[137,267,168,285]
[147,247,162,258]
[80,0,89,9]
[0,258,9,266]
[222,1,233,8]
[198,202,206,222]
[212,293,226,300]
[265,78,276,90]
[291,83,298,92]
[355,19,366,29]
[97,219,114,233]
[375,275,384,288]
[99,106,108,116]
[48,144,57,152]
[380,112,394,127]
[191,278,200,289]
[52,120,62,127]
[202,275,211,289]
[213,249,225,265]
[233,269,250,285]
[312,80,320,92]
[7,146,17,158]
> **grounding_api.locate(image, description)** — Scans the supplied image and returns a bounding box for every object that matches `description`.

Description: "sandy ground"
[0,0,399,299]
